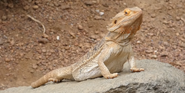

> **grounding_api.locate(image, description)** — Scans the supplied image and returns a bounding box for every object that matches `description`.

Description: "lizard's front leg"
[98,49,118,79]
[129,57,144,72]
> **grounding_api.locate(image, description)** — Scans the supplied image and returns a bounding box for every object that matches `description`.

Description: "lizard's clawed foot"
[48,78,62,83]
[104,73,118,79]
[130,68,144,72]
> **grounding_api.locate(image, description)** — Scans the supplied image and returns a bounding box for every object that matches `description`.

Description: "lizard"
[31,7,144,88]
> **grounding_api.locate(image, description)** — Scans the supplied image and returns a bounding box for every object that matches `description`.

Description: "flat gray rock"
[0,60,185,93]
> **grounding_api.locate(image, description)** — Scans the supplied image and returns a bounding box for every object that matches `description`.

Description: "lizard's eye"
[114,20,117,24]
[124,9,130,15]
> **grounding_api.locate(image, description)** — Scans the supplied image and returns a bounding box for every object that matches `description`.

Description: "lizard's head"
[107,7,142,40]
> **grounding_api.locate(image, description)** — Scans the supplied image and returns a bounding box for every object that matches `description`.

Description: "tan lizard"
[31,7,144,88]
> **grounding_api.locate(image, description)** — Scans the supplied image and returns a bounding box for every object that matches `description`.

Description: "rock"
[163,41,169,46]
[77,24,83,30]
[42,49,47,53]
[136,40,141,44]
[34,1,40,5]
[84,1,96,6]
[38,38,49,44]
[95,10,100,13]
[94,15,103,20]
[9,39,15,45]
[33,5,39,9]
[61,5,70,10]
[102,2,109,7]
[32,64,37,69]
[94,31,99,34]
[160,51,169,57]
[23,5,29,10]
[19,53,25,57]
[148,54,157,58]
[99,12,104,16]
[151,13,156,18]
[4,57,11,62]
[176,16,181,21]
[90,34,97,40]
[0,60,185,93]
[145,49,153,53]
[163,20,169,24]
[180,42,185,48]
[2,16,7,21]
[56,36,60,40]
[176,33,179,36]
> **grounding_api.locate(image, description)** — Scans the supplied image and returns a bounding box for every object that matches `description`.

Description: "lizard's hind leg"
[31,66,73,88]
[48,66,74,82]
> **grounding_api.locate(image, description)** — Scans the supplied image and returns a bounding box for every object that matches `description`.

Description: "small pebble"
[38,38,49,44]
[42,49,47,53]
[78,24,83,30]
[94,15,103,20]
[57,36,60,40]
[96,10,100,13]
[180,43,185,48]
[33,5,39,9]
[145,49,153,53]
[94,31,99,34]
[149,54,157,58]
[176,17,181,21]
[99,12,104,16]
[163,20,169,24]
[5,58,11,62]
[90,35,97,39]
[84,1,96,5]
[32,64,37,69]
[137,41,141,44]
[151,14,156,18]
[10,40,15,45]
[2,16,7,21]
[23,5,29,10]
[160,51,168,57]
[163,42,169,46]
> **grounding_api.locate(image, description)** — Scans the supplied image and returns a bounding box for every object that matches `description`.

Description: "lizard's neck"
[105,32,131,47]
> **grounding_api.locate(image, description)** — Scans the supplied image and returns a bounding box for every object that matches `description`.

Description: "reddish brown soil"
[0,0,185,90]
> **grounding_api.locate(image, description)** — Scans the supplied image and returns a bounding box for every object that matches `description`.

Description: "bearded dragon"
[31,7,144,88]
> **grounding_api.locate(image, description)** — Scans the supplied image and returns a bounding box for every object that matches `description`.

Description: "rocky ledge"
[0,59,185,93]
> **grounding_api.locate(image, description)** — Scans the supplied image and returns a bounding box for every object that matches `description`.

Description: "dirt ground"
[0,0,185,90]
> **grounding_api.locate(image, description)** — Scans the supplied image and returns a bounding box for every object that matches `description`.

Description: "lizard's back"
[72,38,105,70]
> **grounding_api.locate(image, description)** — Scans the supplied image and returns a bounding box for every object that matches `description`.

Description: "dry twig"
[27,15,48,38]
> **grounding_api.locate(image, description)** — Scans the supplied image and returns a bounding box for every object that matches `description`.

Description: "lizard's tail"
[31,70,57,88]
[31,66,73,88]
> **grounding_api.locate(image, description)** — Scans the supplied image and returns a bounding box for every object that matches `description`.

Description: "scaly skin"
[31,7,144,88]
